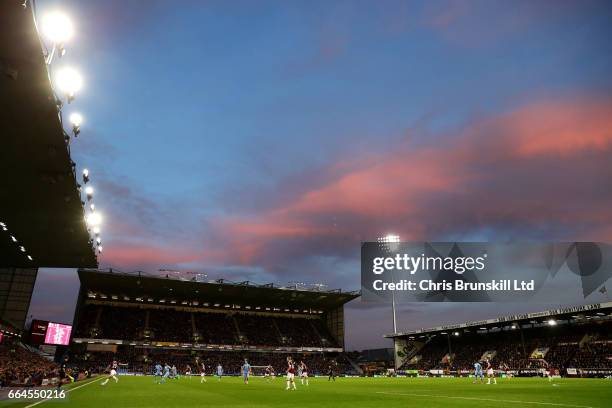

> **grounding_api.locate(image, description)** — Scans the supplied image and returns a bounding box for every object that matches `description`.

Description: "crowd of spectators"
[150,309,193,342]
[195,313,236,344]
[0,345,58,387]
[74,304,338,347]
[400,322,612,372]
[569,342,612,369]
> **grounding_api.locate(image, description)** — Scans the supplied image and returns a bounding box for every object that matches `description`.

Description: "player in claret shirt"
[285,357,296,391]
[101,360,119,386]
[264,365,275,382]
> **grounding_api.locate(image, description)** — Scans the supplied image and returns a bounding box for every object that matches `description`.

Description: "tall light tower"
[377,234,401,334]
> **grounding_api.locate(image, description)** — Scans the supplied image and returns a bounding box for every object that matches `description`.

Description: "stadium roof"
[0,2,97,268]
[78,269,360,311]
[385,302,612,338]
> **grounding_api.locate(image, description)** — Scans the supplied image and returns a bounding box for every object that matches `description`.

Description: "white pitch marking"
[375,391,596,408]
[24,376,104,408]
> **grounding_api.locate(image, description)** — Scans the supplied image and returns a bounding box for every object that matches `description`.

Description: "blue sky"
[29,0,612,349]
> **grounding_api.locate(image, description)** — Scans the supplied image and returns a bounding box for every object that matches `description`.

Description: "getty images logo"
[372,253,488,275]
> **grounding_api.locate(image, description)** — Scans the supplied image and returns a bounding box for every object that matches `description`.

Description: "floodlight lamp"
[70,113,82,136]
[86,212,102,227]
[384,234,400,243]
[55,67,82,101]
[42,12,74,44]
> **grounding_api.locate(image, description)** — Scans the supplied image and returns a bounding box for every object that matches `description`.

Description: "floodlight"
[93,226,101,235]
[70,113,82,136]
[86,212,102,227]
[42,12,74,44]
[85,185,94,200]
[384,234,400,243]
[547,319,557,326]
[55,67,82,101]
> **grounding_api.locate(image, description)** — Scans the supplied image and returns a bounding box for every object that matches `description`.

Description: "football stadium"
[2,0,612,407]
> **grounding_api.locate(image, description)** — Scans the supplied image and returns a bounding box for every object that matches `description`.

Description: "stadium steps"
[271,319,284,344]
[94,306,103,327]
[18,342,54,362]
[342,352,363,374]
[231,315,243,342]
[309,320,325,345]
[563,346,579,368]
[579,333,595,348]
[190,313,196,339]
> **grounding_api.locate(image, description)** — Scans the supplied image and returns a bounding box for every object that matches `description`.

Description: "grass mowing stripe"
[375,391,597,408]
[24,377,104,408]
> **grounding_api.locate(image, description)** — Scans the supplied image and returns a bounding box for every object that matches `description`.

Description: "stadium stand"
[74,306,341,347]
[68,269,359,375]
[390,303,612,377]
[0,344,58,387]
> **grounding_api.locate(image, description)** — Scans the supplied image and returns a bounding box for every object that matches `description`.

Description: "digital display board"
[43,322,72,345]
[30,319,49,345]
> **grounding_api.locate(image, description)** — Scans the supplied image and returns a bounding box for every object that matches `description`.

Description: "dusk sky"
[29,0,612,350]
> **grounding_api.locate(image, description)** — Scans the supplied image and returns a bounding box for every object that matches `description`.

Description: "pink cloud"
[206,95,612,266]
[100,242,201,269]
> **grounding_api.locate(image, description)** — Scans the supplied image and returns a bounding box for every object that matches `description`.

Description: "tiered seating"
[150,309,192,341]
[234,314,279,345]
[74,304,336,347]
[194,312,237,344]
[0,345,58,387]
[570,342,612,368]
[275,317,332,347]
[401,323,612,371]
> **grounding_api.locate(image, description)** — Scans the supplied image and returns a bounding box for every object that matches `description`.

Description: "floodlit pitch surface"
[2,376,611,408]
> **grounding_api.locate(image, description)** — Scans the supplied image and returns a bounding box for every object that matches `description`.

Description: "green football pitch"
[2,376,611,408]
